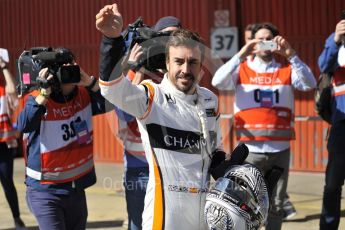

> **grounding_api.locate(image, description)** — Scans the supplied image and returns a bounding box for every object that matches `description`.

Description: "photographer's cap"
[154,16,182,32]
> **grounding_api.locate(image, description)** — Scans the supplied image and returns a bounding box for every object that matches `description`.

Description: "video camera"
[123,17,172,72]
[17,47,80,96]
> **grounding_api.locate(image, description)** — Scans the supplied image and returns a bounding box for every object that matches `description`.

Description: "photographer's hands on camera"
[78,66,99,91]
[36,66,98,105]
[238,36,296,61]
[127,43,147,85]
[127,43,145,72]
[35,68,53,104]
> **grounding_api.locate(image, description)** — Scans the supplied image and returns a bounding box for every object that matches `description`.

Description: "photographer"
[16,48,105,230]
[243,23,297,221]
[112,16,181,230]
[318,18,345,230]
[212,22,316,230]
[0,57,26,229]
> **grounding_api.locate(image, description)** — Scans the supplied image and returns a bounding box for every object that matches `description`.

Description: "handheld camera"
[123,17,172,72]
[17,47,80,96]
[258,40,278,51]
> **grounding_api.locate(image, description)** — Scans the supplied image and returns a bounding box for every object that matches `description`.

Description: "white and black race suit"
[100,74,222,230]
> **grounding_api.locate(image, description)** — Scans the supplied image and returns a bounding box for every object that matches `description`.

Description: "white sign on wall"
[211,27,238,58]
[214,10,229,27]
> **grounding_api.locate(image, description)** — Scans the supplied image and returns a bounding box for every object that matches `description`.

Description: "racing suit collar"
[161,74,198,104]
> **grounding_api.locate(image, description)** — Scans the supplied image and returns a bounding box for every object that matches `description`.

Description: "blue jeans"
[26,187,88,230]
[124,167,149,230]
[0,142,20,218]
[320,124,345,230]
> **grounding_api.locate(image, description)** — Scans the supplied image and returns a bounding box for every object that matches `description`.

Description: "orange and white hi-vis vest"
[26,87,94,184]
[117,118,145,157]
[331,47,345,122]
[332,65,345,97]
[234,61,295,141]
[330,65,345,122]
[0,84,17,142]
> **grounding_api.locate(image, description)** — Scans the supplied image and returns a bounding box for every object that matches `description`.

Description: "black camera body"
[123,18,171,72]
[17,47,80,96]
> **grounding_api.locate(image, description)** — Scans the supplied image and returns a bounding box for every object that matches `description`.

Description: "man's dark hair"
[165,29,205,62]
[245,23,258,32]
[251,22,279,39]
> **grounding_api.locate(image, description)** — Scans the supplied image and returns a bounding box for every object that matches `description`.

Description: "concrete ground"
[1,158,345,230]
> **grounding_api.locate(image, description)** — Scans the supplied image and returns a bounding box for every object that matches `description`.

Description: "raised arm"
[96,3,149,118]
[212,39,259,90]
[271,35,316,91]
[318,21,345,73]
[0,58,18,111]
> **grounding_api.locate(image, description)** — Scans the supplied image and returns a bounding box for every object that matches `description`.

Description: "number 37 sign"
[211,27,238,59]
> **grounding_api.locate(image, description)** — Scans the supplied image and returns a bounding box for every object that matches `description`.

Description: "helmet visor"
[212,177,263,220]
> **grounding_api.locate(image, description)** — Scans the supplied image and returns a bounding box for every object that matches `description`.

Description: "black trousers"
[0,142,20,218]
[320,124,345,230]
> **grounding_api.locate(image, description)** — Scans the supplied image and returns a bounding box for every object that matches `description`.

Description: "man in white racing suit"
[96,3,223,230]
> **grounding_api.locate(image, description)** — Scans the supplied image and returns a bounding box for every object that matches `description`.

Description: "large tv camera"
[17,47,80,96]
[123,17,172,72]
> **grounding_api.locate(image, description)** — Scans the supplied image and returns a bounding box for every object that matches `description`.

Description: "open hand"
[128,43,144,63]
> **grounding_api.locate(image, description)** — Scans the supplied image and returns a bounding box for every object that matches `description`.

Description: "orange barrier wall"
[1,0,344,172]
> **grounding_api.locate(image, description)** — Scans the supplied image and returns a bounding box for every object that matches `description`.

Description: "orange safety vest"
[25,88,94,184]
[234,61,295,141]
[0,83,17,142]
[332,65,345,97]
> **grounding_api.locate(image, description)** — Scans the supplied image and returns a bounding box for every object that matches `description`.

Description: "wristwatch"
[39,88,51,98]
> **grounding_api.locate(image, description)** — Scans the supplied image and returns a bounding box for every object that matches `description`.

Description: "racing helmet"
[204,164,269,230]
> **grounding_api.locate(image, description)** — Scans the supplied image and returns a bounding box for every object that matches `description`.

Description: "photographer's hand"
[273,36,296,60]
[128,44,146,84]
[237,39,261,61]
[96,3,123,38]
[127,43,145,72]
[0,57,18,111]
[36,68,52,105]
[0,57,7,70]
[128,43,144,63]
[78,67,99,92]
[334,20,345,45]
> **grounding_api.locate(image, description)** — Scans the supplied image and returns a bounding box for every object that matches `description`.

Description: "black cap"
[154,16,182,32]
